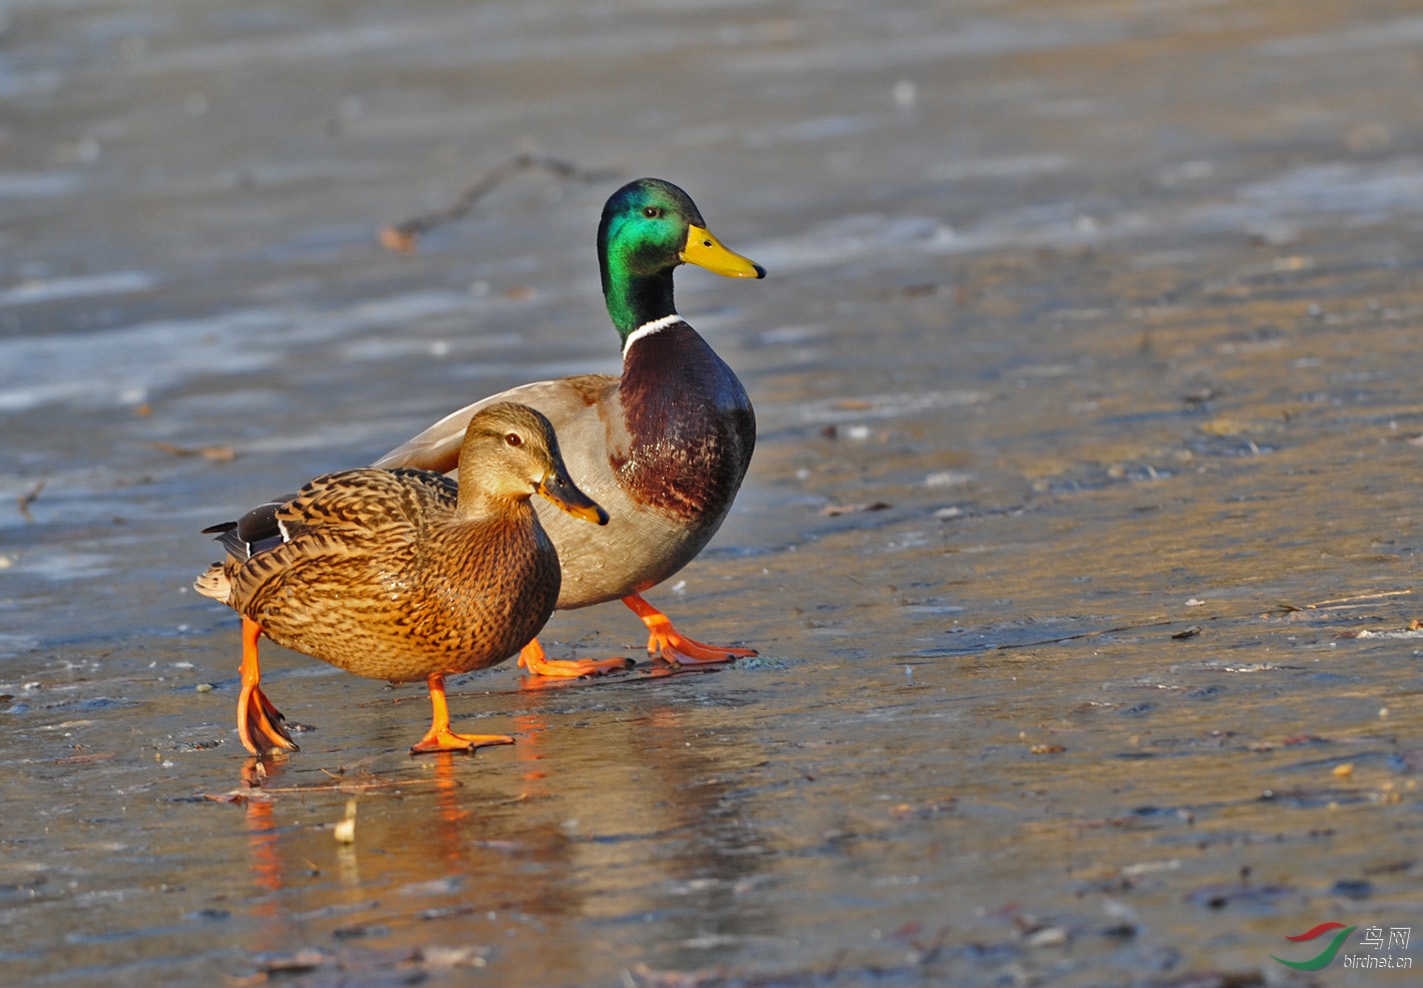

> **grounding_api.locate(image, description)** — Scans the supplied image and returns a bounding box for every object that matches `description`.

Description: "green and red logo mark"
[1270,922,1357,971]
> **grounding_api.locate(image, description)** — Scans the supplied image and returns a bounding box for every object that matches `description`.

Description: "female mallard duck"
[195,402,607,755]
[374,178,764,677]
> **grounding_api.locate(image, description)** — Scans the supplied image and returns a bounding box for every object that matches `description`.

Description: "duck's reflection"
[239,758,283,889]
[235,680,776,977]
[237,756,289,957]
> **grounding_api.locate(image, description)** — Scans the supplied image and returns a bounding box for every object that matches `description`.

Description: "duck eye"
[505,433,523,447]
[642,206,661,219]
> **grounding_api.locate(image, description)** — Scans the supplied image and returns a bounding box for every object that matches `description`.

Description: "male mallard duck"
[195,402,607,755]
[374,178,764,677]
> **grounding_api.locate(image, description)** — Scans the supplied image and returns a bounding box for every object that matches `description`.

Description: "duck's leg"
[237,616,299,756]
[516,638,636,679]
[623,594,757,665]
[410,673,515,754]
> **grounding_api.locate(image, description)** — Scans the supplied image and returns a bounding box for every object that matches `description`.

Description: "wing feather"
[373,376,618,473]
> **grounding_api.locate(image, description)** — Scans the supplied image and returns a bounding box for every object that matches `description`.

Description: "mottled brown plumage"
[196,402,606,755]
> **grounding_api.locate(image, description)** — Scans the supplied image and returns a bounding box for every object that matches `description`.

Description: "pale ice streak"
[622,314,683,354]
[0,290,485,414]
[0,271,154,306]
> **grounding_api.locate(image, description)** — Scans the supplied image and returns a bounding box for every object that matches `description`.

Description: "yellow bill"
[681,225,766,279]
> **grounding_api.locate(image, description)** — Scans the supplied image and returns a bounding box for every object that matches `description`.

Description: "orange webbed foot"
[238,681,298,755]
[516,638,635,679]
[411,672,515,754]
[409,727,514,755]
[237,616,298,756]
[623,594,757,666]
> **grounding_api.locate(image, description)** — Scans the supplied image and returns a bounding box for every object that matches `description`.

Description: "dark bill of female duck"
[538,466,609,525]
[680,225,766,280]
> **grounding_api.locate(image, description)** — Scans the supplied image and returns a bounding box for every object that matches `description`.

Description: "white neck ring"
[622,314,683,354]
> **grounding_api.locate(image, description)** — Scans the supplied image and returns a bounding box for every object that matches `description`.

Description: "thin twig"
[215,776,453,799]
[1306,589,1411,608]
[380,153,619,252]
[993,594,1408,651]
[17,479,44,521]
[993,617,1183,651]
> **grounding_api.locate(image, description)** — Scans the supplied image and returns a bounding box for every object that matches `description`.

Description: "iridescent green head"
[596,178,765,340]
